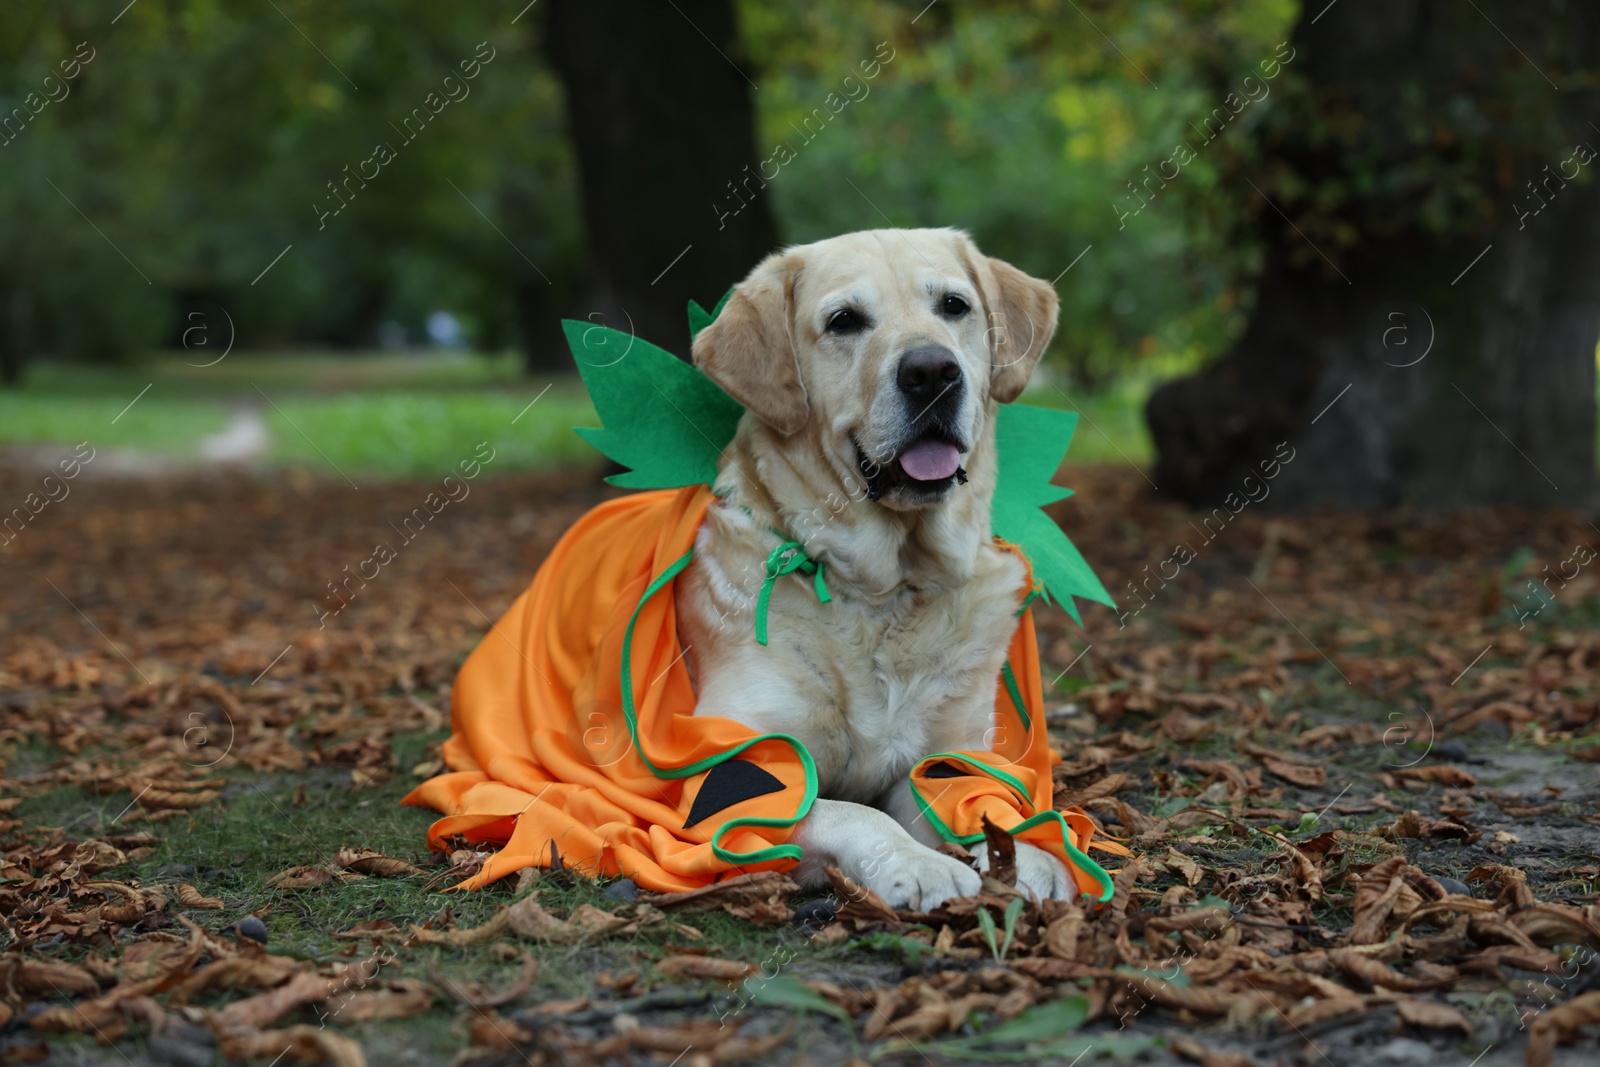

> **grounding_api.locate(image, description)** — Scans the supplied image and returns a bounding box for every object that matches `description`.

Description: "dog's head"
[692,228,1058,510]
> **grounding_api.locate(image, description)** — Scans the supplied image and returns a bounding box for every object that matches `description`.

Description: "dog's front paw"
[857,842,982,911]
[978,840,1077,902]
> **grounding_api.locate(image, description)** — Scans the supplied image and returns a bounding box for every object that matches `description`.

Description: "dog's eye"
[826,308,864,334]
[940,293,970,318]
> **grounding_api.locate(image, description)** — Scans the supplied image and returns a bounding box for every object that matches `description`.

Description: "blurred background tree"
[1148,0,1600,510]
[0,0,1593,509]
[0,0,1289,375]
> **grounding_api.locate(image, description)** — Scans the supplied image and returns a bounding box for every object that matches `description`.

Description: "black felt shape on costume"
[683,759,786,828]
[921,761,968,779]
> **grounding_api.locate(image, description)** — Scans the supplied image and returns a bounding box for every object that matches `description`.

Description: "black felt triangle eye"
[921,760,968,779]
[682,759,786,828]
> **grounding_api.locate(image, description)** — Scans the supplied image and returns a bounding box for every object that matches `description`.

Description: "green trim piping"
[619,549,819,866]
[908,752,1115,903]
[999,661,1030,734]
[755,537,831,647]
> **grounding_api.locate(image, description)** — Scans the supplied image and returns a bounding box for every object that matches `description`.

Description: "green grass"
[0,349,1155,479]
[1,393,233,456]
[0,351,601,478]
[264,389,601,477]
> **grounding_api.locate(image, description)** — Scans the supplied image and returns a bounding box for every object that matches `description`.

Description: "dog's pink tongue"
[898,439,961,481]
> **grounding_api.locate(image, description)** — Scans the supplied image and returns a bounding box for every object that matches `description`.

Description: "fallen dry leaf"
[407,907,510,947]
[169,955,302,1005]
[825,866,900,928]
[1381,810,1482,844]
[267,865,338,890]
[505,895,633,942]
[335,846,423,878]
[1528,989,1600,1067]
[435,952,538,1009]
[1258,756,1326,787]
[643,870,799,926]
[655,955,757,981]
[1392,765,1478,789]
[217,1024,366,1067]
[1393,996,1471,1033]
[980,813,1017,888]
[6,959,100,997]
[216,970,343,1029]
[330,981,433,1023]
[175,883,224,910]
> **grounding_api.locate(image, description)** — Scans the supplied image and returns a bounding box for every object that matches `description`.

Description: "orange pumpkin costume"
[404,484,1125,901]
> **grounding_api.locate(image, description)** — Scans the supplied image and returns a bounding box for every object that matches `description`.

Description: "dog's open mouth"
[856,431,969,502]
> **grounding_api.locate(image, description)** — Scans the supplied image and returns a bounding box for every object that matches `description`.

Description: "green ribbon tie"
[755,538,831,646]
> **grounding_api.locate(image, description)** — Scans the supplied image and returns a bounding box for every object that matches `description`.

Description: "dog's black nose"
[897,347,962,402]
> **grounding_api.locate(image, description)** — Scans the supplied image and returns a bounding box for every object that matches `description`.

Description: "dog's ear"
[964,245,1059,403]
[692,254,809,435]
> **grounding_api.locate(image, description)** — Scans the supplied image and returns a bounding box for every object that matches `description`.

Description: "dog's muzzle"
[856,347,970,502]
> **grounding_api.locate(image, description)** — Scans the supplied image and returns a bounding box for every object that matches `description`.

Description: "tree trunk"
[1147,0,1600,511]
[0,285,29,386]
[542,0,779,357]
[516,275,572,375]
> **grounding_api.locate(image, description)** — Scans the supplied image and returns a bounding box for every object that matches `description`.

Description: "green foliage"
[738,0,1299,390]
[0,0,578,363]
[976,995,1089,1041]
[855,929,934,965]
[977,896,1026,961]
[885,995,1158,1061]
[745,974,857,1030]
[976,902,1000,958]
[3,0,1303,394]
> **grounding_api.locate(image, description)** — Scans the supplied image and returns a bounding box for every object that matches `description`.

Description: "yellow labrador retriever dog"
[678,228,1072,909]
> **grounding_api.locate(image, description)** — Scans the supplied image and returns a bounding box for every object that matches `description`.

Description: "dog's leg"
[882,778,958,851]
[882,780,1077,902]
[790,798,981,911]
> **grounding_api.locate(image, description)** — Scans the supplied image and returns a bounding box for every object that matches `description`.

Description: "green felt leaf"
[992,403,1116,622]
[687,286,736,344]
[564,319,743,489]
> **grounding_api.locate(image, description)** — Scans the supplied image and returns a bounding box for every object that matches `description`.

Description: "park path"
[197,405,272,463]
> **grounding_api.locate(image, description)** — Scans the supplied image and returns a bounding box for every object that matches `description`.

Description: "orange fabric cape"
[405,485,1125,900]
